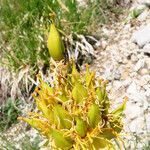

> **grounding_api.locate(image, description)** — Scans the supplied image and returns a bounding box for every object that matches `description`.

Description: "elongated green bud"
[47,22,65,61]
[75,117,87,137]
[88,103,101,128]
[96,87,103,102]
[72,83,88,104]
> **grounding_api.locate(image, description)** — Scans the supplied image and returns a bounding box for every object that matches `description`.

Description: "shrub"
[19,61,127,149]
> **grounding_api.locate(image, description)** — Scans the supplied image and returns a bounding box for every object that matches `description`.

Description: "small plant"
[0,98,21,131]
[130,8,144,19]
[19,61,127,149]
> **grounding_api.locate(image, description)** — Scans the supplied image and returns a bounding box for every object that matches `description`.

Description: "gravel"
[91,2,150,148]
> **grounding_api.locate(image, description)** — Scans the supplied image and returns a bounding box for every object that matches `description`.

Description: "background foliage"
[0,0,122,71]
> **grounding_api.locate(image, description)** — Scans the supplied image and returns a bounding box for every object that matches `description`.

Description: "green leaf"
[88,103,102,128]
[72,83,88,104]
[53,105,72,129]
[99,128,117,140]
[75,117,87,137]
[51,129,73,149]
[111,98,127,117]
[92,137,115,149]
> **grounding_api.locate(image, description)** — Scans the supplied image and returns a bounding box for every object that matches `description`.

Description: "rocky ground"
[91,0,150,149]
[0,0,149,149]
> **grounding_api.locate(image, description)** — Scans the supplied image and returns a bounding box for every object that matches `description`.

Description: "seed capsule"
[47,22,65,61]
[75,117,87,137]
[72,83,88,104]
[88,103,101,128]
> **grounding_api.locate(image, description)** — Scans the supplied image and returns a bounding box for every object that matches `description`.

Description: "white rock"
[125,101,143,119]
[114,70,121,80]
[142,43,150,53]
[138,9,149,21]
[142,100,149,110]
[139,75,150,86]
[134,59,145,71]
[145,58,150,69]
[101,40,108,49]
[130,72,138,77]
[129,117,144,133]
[122,78,132,87]
[127,82,137,94]
[146,114,150,131]
[131,25,150,47]
[140,0,150,5]
[131,54,139,62]
[124,23,131,30]
[140,68,149,75]
[127,82,147,103]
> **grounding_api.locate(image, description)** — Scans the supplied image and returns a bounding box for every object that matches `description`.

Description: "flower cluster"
[19,62,127,149]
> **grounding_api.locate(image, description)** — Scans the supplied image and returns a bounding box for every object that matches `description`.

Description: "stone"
[140,68,149,75]
[131,54,138,62]
[138,9,149,21]
[140,0,150,6]
[129,117,144,133]
[146,114,150,131]
[142,43,150,53]
[131,25,150,47]
[125,102,143,119]
[139,75,150,86]
[127,82,147,103]
[134,59,145,71]
[114,70,121,80]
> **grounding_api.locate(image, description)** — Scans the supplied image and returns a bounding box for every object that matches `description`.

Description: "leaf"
[75,117,87,137]
[92,137,115,149]
[51,129,73,149]
[99,128,117,140]
[72,83,88,104]
[71,63,80,84]
[110,120,123,133]
[88,103,102,128]
[96,87,104,102]
[35,98,54,124]
[130,8,144,19]
[18,117,50,136]
[53,105,72,129]
[57,89,69,102]
[40,81,54,95]
[111,98,127,117]
[85,66,95,87]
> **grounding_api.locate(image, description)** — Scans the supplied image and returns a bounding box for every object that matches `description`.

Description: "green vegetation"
[0,0,123,71]
[0,98,22,131]
[19,62,127,149]
[130,8,144,19]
